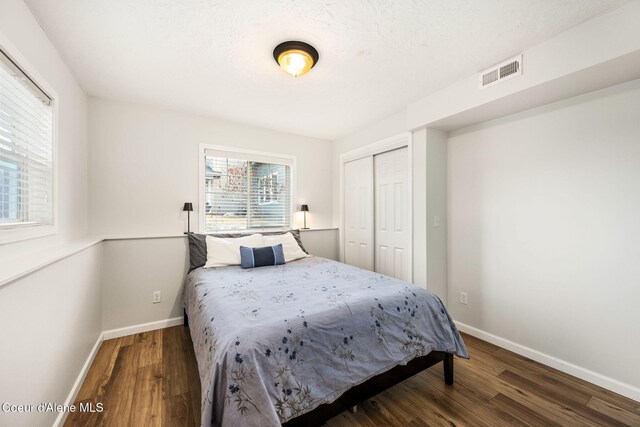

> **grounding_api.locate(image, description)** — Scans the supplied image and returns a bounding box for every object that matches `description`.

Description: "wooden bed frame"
[184,310,454,426]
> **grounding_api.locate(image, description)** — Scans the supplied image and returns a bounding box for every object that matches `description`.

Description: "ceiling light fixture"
[273,41,319,77]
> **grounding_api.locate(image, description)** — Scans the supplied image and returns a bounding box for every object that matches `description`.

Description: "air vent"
[479,55,522,89]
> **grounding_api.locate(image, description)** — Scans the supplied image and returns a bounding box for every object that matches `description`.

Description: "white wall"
[88,97,333,236]
[102,238,187,331]
[425,129,447,303]
[448,79,640,393]
[411,129,427,289]
[0,2,101,426]
[300,229,338,261]
[0,245,102,427]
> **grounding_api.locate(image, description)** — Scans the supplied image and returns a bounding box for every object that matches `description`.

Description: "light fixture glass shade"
[277,50,314,77]
[273,41,319,77]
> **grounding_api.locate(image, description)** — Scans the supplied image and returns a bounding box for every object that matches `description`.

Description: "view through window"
[203,151,292,232]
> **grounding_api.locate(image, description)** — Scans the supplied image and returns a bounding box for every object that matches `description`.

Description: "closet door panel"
[343,156,374,271]
[374,147,410,281]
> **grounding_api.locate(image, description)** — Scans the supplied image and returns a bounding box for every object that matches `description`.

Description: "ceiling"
[25,0,628,140]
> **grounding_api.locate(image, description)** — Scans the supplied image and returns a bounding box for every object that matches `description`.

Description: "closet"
[343,144,411,281]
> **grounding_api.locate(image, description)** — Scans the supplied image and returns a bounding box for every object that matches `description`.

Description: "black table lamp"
[183,202,193,234]
[300,204,309,229]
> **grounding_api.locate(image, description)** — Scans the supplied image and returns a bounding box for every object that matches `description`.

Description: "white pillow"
[204,234,264,268]
[262,232,308,263]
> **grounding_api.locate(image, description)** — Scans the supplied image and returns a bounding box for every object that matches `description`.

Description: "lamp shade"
[300,204,309,212]
[183,202,193,212]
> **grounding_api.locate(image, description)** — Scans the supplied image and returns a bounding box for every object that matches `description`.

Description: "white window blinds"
[0,48,53,229]
[203,149,293,232]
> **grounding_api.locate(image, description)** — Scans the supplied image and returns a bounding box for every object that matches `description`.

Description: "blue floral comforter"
[183,256,468,426]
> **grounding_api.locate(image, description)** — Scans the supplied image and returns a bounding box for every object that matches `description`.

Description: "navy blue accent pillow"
[240,244,286,269]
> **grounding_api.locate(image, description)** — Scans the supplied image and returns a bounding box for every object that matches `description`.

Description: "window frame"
[0,34,58,245]
[198,144,296,234]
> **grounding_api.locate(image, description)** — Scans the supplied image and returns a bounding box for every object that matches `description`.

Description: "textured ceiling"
[24,0,628,140]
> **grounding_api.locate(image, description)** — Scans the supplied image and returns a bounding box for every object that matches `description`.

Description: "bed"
[183,250,468,426]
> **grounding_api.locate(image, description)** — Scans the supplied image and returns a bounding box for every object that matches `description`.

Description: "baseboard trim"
[53,332,104,427]
[455,321,640,402]
[103,317,183,340]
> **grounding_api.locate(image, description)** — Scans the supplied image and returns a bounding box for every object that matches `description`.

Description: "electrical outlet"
[459,291,468,305]
[153,291,161,304]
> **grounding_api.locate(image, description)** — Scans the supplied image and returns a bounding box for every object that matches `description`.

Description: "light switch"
[433,215,440,227]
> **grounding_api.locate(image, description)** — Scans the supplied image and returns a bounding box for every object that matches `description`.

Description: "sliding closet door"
[374,147,410,281]
[344,156,374,271]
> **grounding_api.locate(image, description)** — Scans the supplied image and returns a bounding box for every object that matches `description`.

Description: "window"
[201,147,294,232]
[0,47,54,239]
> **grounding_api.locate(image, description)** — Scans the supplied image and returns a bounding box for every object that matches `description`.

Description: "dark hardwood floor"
[65,326,640,426]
